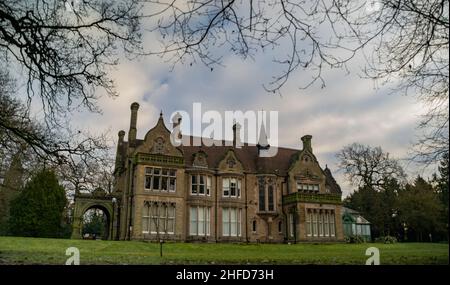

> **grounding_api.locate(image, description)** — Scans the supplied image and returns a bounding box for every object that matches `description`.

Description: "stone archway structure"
[71,188,119,240]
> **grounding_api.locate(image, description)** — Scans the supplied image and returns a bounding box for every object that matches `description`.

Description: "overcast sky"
[62,35,433,198]
[9,3,435,197]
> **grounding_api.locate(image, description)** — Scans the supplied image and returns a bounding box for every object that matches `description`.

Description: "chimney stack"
[118,130,125,145]
[301,135,312,152]
[232,122,242,148]
[128,102,139,145]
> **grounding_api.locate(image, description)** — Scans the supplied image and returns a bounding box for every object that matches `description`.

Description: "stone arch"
[71,194,115,240]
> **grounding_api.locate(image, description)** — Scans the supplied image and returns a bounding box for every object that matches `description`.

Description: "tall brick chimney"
[301,135,312,153]
[233,122,242,148]
[128,102,139,145]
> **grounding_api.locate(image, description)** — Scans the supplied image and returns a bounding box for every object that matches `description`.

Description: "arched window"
[268,185,274,211]
[258,178,265,211]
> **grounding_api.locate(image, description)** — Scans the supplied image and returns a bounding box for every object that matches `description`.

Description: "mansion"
[72,102,344,242]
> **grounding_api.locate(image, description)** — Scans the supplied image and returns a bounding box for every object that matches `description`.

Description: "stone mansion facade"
[78,102,344,242]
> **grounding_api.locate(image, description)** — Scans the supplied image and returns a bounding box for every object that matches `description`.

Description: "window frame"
[144,167,177,192]
[142,203,176,235]
[222,177,241,198]
[296,181,320,193]
[190,174,212,196]
[222,207,241,237]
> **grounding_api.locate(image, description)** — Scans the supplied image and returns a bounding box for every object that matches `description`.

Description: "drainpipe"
[127,161,136,240]
[281,176,291,240]
[123,160,131,240]
[293,207,298,244]
[282,177,288,242]
[245,173,248,244]
[215,173,218,243]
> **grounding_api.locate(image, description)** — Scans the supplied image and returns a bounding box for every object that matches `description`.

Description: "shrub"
[345,235,365,243]
[375,236,397,244]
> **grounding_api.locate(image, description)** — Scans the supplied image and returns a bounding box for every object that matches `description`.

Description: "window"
[222,208,241,237]
[296,182,319,193]
[289,213,295,238]
[313,211,318,236]
[319,211,324,237]
[222,177,241,198]
[167,206,175,233]
[268,185,274,211]
[190,206,210,236]
[142,203,176,234]
[278,221,282,233]
[142,204,151,233]
[258,181,265,211]
[330,211,335,237]
[258,177,276,212]
[306,210,312,237]
[145,167,176,192]
[223,179,230,197]
[191,175,212,196]
[252,220,257,232]
[207,176,211,196]
[306,209,336,238]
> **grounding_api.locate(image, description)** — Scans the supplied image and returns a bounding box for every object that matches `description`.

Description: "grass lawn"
[0,236,448,265]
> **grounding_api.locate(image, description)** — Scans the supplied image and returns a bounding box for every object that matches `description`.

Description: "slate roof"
[117,135,342,194]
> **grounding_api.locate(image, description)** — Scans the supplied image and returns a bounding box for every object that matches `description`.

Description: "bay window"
[222,208,241,237]
[145,167,176,192]
[222,177,241,198]
[189,206,211,236]
[142,202,176,234]
[191,175,212,196]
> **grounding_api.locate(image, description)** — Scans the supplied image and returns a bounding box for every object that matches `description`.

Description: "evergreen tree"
[9,169,67,237]
[398,176,445,242]
[0,148,25,235]
[82,209,107,239]
[433,152,449,241]
[344,186,384,238]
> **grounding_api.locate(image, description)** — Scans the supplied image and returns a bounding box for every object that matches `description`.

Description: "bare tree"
[0,0,142,119]
[337,143,406,190]
[59,150,115,197]
[0,1,141,167]
[146,0,448,163]
[1,1,448,166]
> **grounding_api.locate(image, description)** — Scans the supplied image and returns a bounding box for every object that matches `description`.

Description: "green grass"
[0,236,448,265]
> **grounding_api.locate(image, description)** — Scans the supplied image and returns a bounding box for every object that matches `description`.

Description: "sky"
[66,36,432,198]
[12,1,436,197]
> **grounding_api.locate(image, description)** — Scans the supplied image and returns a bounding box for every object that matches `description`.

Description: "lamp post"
[160,239,165,257]
[402,222,408,241]
[111,197,117,240]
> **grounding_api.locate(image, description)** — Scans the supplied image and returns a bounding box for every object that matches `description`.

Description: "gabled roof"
[118,135,342,194]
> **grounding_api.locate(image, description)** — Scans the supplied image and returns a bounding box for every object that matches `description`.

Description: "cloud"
[65,29,430,198]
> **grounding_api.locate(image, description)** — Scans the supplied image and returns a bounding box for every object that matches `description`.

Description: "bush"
[345,235,366,243]
[9,170,67,238]
[375,235,397,244]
